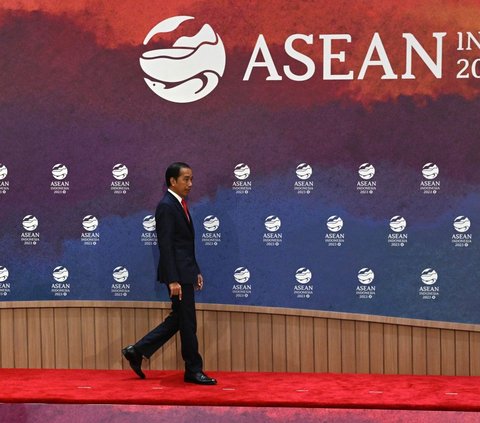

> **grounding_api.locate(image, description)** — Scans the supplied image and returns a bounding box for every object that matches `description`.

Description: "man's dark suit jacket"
[155,191,200,285]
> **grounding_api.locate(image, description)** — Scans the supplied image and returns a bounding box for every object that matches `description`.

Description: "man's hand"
[169,282,182,300]
[195,274,204,291]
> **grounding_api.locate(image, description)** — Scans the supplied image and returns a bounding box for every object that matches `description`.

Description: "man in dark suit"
[122,162,216,385]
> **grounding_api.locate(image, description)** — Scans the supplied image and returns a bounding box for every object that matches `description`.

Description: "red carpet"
[0,369,479,411]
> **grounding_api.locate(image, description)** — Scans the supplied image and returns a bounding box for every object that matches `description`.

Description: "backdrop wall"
[1,0,480,324]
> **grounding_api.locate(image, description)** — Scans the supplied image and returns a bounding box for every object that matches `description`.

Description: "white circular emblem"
[112,164,128,180]
[82,215,99,232]
[0,266,9,282]
[358,268,375,285]
[295,268,312,284]
[327,216,343,232]
[22,215,38,231]
[233,267,250,283]
[358,163,375,180]
[113,266,129,282]
[52,164,68,180]
[203,215,220,231]
[390,216,407,233]
[422,163,439,180]
[421,268,438,285]
[140,16,226,103]
[264,215,281,232]
[143,215,156,232]
[296,163,312,180]
[0,164,8,180]
[53,266,69,282]
[453,216,470,233]
[234,163,250,180]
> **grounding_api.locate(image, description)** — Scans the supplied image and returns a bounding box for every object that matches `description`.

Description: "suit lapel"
[166,192,194,233]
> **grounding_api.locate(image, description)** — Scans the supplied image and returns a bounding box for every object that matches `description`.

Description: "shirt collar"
[168,188,183,204]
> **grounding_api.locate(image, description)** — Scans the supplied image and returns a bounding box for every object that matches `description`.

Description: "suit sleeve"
[155,203,180,283]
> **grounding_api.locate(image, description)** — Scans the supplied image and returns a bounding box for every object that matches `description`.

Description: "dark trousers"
[134,284,203,374]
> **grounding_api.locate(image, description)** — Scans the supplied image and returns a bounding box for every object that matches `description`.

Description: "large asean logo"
[139,18,454,103]
[140,16,226,103]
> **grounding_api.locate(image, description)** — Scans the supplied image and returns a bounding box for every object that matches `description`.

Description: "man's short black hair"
[165,162,191,187]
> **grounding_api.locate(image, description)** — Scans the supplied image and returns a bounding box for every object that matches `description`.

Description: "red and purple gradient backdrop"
[1,0,480,323]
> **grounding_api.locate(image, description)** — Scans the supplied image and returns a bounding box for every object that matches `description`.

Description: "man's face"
[170,167,193,198]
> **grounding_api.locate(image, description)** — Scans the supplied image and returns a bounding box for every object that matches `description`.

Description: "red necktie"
[181,199,190,222]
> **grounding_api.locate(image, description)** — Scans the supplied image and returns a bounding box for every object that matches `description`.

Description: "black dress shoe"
[122,345,145,379]
[184,371,217,385]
